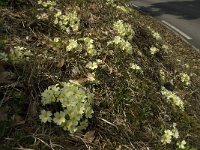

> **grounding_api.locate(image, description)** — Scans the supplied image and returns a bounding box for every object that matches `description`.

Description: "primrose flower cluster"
[179,73,191,85]
[66,39,79,52]
[159,69,165,83]
[108,20,134,54]
[86,59,102,70]
[147,26,162,40]
[108,36,133,54]
[116,5,131,14]
[37,0,80,32]
[0,46,32,64]
[66,37,97,56]
[39,82,94,133]
[162,44,169,53]
[54,10,80,32]
[38,0,56,11]
[106,0,115,6]
[177,140,187,149]
[161,124,187,149]
[161,87,184,111]
[130,63,142,72]
[83,37,97,56]
[106,0,131,14]
[150,46,159,55]
[161,124,179,144]
[113,20,134,39]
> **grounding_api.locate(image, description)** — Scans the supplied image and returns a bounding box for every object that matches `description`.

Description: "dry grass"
[0,0,200,149]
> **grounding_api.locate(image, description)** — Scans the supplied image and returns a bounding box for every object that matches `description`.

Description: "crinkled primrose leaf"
[0,52,8,61]
[2,46,32,64]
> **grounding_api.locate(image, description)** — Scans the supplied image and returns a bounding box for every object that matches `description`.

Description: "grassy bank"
[0,0,200,149]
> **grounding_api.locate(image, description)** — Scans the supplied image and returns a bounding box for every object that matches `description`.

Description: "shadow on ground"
[136,0,200,20]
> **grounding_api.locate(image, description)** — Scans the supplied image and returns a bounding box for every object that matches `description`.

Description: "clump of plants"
[39,82,94,133]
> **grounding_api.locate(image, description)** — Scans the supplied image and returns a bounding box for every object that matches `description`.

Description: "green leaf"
[0,121,9,138]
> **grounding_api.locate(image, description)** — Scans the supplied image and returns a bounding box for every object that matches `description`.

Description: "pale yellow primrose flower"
[39,110,52,123]
[112,36,122,45]
[162,44,169,53]
[177,140,186,149]
[87,73,96,81]
[180,73,191,85]
[41,84,60,105]
[130,63,141,71]
[86,62,98,70]
[96,59,103,64]
[172,128,179,139]
[161,129,173,144]
[53,111,66,125]
[152,31,162,40]
[67,39,79,51]
[150,46,159,55]
[54,37,60,43]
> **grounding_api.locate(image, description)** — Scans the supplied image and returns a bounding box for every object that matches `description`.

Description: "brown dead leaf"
[41,40,47,45]
[29,101,38,117]
[93,137,100,145]
[13,115,25,126]
[52,46,59,51]
[56,58,65,68]
[0,64,5,72]
[116,145,122,150]
[83,130,95,143]
[0,109,7,121]
[77,78,89,84]
[0,71,16,83]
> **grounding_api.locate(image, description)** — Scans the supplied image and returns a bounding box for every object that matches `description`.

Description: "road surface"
[130,0,200,51]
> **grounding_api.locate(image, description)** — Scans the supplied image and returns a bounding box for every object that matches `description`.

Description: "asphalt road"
[130,0,200,51]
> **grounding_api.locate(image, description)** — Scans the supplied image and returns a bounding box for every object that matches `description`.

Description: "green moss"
[0,0,8,6]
